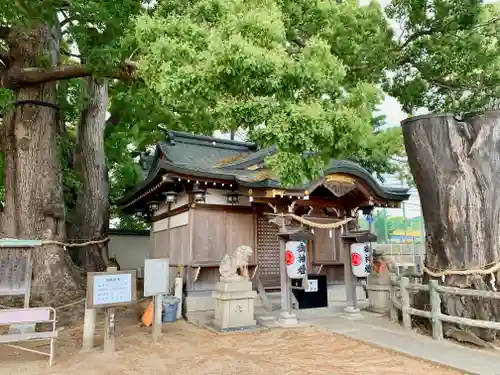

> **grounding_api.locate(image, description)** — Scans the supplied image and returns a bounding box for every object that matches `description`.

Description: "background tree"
[0,0,407,303]
[358,209,394,242]
[385,0,500,343]
[131,0,405,186]
[385,0,500,113]
[0,0,142,301]
[64,2,138,270]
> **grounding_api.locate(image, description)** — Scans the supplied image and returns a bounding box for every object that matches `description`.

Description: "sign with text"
[350,243,374,277]
[304,279,318,293]
[285,241,307,279]
[86,270,137,309]
[144,258,170,297]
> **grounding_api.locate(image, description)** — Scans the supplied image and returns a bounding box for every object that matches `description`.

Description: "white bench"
[0,307,57,366]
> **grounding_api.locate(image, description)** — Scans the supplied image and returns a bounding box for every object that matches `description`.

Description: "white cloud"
[377,95,408,128]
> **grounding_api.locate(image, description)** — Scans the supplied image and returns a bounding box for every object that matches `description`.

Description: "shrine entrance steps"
[254,275,281,312]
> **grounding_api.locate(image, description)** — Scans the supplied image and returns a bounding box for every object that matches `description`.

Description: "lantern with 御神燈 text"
[285,241,307,279]
[350,243,375,277]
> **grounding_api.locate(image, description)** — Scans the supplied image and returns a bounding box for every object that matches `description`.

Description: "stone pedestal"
[344,306,361,314]
[213,277,257,330]
[277,311,298,327]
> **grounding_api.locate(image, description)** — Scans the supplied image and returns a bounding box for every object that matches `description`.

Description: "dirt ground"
[0,306,463,375]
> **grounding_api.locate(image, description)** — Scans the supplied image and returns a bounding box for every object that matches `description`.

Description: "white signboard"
[304,279,318,293]
[144,258,170,297]
[93,273,133,307]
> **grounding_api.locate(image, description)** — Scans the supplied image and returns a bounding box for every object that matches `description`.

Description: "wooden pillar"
[429,280,443,340]
[280,238,293,315]
[104,307,116,353]
[24,251,33,308]
[277,232,298,327]
[152,294,163,342]
[103,266,117,352]
[149,226,155,259]
[174,272,183,320]
[279,236,288,313]
[82,302,96,351]
[343,221,359,313]
[400,276,411,330]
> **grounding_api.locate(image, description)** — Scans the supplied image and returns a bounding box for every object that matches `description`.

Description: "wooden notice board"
[86,270,137,309]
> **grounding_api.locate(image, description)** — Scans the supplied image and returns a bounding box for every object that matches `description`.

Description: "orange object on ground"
[141,300,154,327]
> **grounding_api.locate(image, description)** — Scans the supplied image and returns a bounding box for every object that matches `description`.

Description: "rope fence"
[0,235,111,312]
[0,297,86,311]
[0,236,109,248]
[389,275,500,340]
[423,260,500,278]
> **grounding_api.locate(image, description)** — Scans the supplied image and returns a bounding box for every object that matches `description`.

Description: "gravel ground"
[0,308,463,375]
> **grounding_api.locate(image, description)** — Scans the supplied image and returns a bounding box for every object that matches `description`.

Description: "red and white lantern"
[350,243,375,277]
[285,240,307,279]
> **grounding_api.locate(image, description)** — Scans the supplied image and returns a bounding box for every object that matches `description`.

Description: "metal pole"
[402,204,407,244]
[401,178,408,265]
[384,208,389,243]
[343,222,359,314]
[367,212,374,299]
[420,203,425,243]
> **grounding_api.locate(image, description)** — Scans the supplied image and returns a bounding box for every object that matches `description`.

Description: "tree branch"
[0,45,9,67]
[0,26,10,39]
[4,60,138,88]
[400,28,436,48]
[400,17,500,50]
[10,65,93,86]
[60,46,81,59]
[60,16,77,28]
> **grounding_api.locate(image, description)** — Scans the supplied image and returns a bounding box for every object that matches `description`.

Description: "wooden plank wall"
[153,225,189,290]
[189,208,257,292]
[153,225,189,262]
[312,228,343,263]
[312,228,346,284]
[191,208,257,264]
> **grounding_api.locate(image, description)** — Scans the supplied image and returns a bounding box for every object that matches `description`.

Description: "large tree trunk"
[402,112,500,342]
[0,25,82,302]
[68,77,109,272]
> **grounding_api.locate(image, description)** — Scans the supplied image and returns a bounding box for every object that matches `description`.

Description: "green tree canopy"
[130,0,404,186]
[385,0,500,113]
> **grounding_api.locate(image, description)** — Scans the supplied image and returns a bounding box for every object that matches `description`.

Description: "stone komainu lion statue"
[219,245,253,279]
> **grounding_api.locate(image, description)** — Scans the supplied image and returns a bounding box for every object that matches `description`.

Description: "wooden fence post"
[104,266,117,353]
[400,276,411,330]
[389,275,398,323]
[428,280,443,340]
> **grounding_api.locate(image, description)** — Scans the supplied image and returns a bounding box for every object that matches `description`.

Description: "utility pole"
[383,208,389,243]
[401,177,407,243]
[420,202,425,243]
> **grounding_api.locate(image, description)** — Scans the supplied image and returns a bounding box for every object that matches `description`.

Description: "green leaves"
[0,0,409,225]
[132,0,399,185]
[385,0,500,113]
[0,89,14,113]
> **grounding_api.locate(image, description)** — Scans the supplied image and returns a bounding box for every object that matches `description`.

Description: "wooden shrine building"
[118,131,409,316]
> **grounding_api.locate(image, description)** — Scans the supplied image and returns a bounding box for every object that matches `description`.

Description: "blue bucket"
[162,296,180,323]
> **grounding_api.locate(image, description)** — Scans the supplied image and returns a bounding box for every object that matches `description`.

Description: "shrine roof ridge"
[118,130,410,209]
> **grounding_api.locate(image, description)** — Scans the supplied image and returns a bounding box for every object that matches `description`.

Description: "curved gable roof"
[118,131,410,208]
